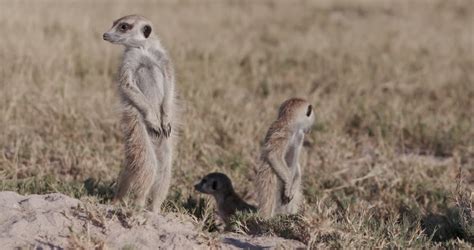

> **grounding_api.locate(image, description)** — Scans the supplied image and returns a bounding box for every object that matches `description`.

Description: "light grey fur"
[103,15,176,212]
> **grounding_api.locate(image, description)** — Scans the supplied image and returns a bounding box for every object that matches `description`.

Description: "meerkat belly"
[285,132,304,172]
[285,146,296,167]
[136,65,164,110]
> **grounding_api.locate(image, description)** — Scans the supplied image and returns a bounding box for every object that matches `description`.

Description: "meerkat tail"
[256,165,278,218]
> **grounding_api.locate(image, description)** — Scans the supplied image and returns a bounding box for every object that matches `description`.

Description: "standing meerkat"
[103,15,176,211]
[256,98,315,218]
[195,172,257,224]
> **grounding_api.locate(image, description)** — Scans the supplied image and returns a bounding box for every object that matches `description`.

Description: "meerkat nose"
[103,33,110,41]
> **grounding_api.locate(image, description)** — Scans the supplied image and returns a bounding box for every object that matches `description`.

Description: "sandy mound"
[0,192,304,249]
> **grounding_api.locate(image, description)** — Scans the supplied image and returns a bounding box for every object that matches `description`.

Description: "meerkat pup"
[195,172,257,224]
[103,15,176,212]
[256,98,315,218]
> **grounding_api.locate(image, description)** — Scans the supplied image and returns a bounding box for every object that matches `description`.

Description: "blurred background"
[0,0,472,247]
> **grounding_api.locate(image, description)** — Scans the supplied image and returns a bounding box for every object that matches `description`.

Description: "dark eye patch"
[118,23,133,32]
[211,181,218,190]
[306,105,312,117]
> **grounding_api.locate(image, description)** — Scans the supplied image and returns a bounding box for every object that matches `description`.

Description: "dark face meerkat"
[194,172,234,196]
[195,172,257,224]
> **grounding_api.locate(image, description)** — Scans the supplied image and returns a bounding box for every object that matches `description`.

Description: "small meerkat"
[195,172,257,224]
[256,98,315,218]
[103,15,177,212]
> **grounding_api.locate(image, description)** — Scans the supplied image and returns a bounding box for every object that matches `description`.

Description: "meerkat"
[103,15,176,212]
[195,172,257,224]
[255,98,315,218]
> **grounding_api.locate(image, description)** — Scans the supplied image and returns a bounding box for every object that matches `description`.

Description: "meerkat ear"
[143,25,152,38]
[306,105,313,117]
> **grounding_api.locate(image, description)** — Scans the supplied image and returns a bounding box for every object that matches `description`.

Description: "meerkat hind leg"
[136,138,158,209]
[113,168,132,204]
[116,122,157,209]
[114,162,156,209]
[150,139,173,212]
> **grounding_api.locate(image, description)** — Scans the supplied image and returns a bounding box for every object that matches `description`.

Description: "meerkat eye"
[119,23,130,32]
[142,25,152,38]
[306,105,312,117]
[211,181,218,190]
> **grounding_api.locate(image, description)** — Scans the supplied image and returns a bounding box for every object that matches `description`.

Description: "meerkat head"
[103,15,154,48]
[194,172,234,196]
[277,98,315,133]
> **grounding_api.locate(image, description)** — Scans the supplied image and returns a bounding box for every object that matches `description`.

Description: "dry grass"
[0,0,473,247]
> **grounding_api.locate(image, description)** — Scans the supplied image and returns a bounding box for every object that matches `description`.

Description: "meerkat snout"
[103,32,111,41]
[194,180,206,193]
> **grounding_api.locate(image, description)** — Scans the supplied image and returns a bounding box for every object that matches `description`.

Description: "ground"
[0,192,304,249]
[0,0,473,248]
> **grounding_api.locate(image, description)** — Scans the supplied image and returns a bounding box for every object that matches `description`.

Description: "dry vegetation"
[0,0,473,248]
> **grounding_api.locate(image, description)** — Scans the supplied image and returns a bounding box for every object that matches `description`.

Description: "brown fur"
[256,98,314,218]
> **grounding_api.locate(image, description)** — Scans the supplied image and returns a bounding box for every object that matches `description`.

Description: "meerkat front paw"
[161,115,172,138]
[145,112,162,137]
[281,184,294,204]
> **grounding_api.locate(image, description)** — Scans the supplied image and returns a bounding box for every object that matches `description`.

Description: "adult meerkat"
[195,172,257,224]
[103,15,176,211]
[256,98,315,218]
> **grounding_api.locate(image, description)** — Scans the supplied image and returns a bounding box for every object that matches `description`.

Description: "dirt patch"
[0,191,304,249]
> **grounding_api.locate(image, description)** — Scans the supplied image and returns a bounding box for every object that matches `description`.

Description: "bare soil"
[0,191,304,249]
